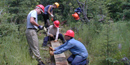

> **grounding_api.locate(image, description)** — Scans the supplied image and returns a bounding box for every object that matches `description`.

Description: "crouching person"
[42,20,65,47]
[49,30,88,65]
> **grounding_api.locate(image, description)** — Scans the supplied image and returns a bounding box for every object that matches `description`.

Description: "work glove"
[51,14,54,18]
[49,47,54,51]
[43,26,47,32]
[38,25,43,30]
[50,51,54,56]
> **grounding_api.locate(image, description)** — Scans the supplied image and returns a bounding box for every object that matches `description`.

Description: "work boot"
[42,42,47,47]
[42,44,47,47]
[38,60,45,65]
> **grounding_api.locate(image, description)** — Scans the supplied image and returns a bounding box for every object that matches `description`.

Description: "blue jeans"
[67,54,87,65]
[42,33,65,46]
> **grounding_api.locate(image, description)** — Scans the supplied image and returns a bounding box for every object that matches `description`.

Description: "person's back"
[68,38,88,58]
[49,30,88,65]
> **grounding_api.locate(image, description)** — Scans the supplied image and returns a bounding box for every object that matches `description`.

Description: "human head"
[36,4,45,14]
[53,2,59,8]
[53,20,60,28]
[64,30,74,40]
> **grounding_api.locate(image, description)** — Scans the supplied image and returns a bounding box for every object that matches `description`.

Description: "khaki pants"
[25,29,41,60]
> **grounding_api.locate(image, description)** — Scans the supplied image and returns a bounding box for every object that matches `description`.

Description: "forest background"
[0,0,130,65]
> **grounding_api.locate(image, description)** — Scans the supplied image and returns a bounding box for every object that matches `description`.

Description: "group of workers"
[25,2,88,65]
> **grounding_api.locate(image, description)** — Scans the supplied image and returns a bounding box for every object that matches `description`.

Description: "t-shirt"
[27,10,38,29]
[47,25,59,40]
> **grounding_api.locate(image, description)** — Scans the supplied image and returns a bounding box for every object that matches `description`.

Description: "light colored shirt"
[54,38,88,58]
[47,25,59,40]
[27,10,38,29]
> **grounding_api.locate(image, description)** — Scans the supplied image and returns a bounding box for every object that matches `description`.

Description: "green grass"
[0,21,130,65]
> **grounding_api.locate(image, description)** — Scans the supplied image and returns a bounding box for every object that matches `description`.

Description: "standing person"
[25,4,45,65]
[49,30,88,65]
[42,20,65,47]
[42,2,59,28]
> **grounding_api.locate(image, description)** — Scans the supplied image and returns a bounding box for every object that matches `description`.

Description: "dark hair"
[68,36,73,39]
[70,37,73,39]
[66,35,73,39]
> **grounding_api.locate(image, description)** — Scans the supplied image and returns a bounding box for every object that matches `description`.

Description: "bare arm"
[48,5,53,15]
[30,17,39,27]
[55,28,59,41]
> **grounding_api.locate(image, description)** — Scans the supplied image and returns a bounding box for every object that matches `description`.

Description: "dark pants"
[42,33,65,46]
[42,13,49,28]
[67,54,87,65]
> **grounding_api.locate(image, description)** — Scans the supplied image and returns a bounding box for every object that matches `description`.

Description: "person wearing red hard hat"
[49,30,88,65]
[42,20,65,47]
[36,4,45,13]
[25,4,45,65]
[64,30,75,37]
[72,12,80,20]
[42,2,60,28]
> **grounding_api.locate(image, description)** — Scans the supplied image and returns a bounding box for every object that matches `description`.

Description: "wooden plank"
[51,41,69,65]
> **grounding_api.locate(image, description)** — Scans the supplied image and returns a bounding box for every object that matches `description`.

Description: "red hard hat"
[72,13,80,20]
[64,30,74,37]
[54,20,60,28]
[36,4,45,13]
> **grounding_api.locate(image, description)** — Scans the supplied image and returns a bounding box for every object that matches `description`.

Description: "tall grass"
[0,22,37,65]
[75,21,130,65]
[0,20,130,65]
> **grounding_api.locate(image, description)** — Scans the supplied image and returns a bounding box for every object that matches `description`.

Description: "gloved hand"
[50,51,54,56]
[38,25,43,30]
[51,14,54,18]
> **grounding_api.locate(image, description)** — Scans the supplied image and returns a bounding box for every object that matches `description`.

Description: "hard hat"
[53,20,60,28]
[54,2,59,8]
[64,30,74,37]
[51,18,54,21]
[36,4,45,13]
[72,12,80,20]
[51,17,56,21]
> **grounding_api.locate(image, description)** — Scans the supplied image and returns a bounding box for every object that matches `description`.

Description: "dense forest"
[0,0,130,65]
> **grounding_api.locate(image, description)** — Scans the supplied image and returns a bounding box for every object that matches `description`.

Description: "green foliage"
[106,0,130,21]
[0,22,38,65]
[73,20,130,65]
[1,0,130,65]
[0,0,40,23]
[0,22,18,37]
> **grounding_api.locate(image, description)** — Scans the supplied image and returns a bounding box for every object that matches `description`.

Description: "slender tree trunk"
[76,0,90,23]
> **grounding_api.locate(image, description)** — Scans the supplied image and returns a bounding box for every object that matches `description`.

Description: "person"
[25,4,45,65]
[42,2,59,28]
[74,7,82,15]
[49,30,88,65]
[42,20,65,47]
